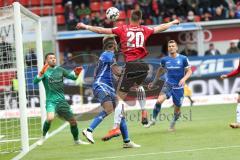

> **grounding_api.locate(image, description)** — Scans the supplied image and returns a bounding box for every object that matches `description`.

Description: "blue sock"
[173,112,181,122]
[87,111,107,132]
[170,112,181,128]
[153,103,162,120]
[120,117,130,143]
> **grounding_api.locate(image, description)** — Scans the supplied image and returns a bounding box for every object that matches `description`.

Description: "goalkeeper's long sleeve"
[227,59,240,78]
[33,75,44,84]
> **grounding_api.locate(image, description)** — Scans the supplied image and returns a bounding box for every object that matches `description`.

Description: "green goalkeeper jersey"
[33,66,77,102]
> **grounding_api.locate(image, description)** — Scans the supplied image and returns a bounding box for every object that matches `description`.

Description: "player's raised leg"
[102,103,141,148]
[83,98,114,143]
[101,102,123,141]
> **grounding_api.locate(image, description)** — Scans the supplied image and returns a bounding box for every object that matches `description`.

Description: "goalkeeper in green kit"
[34,52,89,145]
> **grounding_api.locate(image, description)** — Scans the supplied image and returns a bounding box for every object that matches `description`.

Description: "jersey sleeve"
[227,60,240,77]
[33,75,44,84]
[61,67,78,80]
[112,26,122,36]
[183,57,190,68]
[160,58,166,68]
[102,53,114,63]
[143,26,154,38]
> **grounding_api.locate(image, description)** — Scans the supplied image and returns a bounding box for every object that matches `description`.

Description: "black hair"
[44,52,55,60]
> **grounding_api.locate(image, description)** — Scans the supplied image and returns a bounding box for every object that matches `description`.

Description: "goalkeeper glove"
[39,64,49,77]
[74,67,82,76]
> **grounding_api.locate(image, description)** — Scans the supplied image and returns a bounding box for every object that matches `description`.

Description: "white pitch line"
[83,145,240,160]
[12,122,69,160]
[0,137,38,143]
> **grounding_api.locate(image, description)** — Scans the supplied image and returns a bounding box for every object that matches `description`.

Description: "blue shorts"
[161,83,184,107]
[93,86,117,108]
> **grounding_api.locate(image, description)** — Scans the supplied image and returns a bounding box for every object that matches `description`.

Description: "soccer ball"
[106,7,119,21]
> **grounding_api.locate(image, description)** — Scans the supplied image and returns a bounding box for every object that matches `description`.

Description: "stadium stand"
[1,0,240,31]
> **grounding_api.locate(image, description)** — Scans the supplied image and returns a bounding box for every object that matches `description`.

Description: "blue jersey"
[161,54,190,86]
[92,51,116,92]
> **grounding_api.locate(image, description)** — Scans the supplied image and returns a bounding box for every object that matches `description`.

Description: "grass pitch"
[3,103,240,160]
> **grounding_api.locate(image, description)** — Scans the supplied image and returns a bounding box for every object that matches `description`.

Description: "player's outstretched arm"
[221,60,240,79]
[61,66,82,80]
[220,74,228,79]
[153,19,179,33]
[179,67,192,86]
[76,22,113,34]
[33,64,49,84]
[149,67,165,88]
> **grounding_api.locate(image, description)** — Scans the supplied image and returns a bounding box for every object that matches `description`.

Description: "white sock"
[113,103,123,128]
[236,103,240,123]
[137,86,146,111]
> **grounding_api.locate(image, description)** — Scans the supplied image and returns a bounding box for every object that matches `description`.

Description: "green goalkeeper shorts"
[46,101,74,120]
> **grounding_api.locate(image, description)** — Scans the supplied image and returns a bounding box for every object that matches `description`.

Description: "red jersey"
[112,24,154,62]
[227,59,240,78]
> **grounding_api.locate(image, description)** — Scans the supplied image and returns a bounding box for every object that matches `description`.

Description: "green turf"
[0,117,63,160]
[3,104,240,160]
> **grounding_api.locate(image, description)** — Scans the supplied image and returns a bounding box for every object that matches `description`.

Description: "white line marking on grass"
[83,145,240,160]
[12,122,68,160]
[0,138,38,143]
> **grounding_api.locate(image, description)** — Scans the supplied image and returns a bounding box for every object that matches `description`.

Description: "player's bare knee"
[47,114,54,122]
[104,107,113,115]
[157,94,166,104]
[102,101,114,114]
[238,95,240,103]
[68,118,77,126]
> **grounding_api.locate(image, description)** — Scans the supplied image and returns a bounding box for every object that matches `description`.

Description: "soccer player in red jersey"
[76,10,179,140]
[221,59,240,128]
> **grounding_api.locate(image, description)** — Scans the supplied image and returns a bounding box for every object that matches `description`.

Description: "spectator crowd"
[62,0,240,30]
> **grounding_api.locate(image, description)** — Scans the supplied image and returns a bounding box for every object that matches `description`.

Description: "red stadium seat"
[163,17,170,22]
[194,15,201,22]
[43,0,52,5]
[0,0,4,7]
[90,0,100,2]
[55,0,63,4]
[19,0,29,6]
[103,1,113,10]
[145,19,152,25]
[30,7,41,15]
[42,7,53,15]
[0,71,16,87]
[6,0,14,5]
[31,0,41,6]
[57,15,65,25]
[90,2,101,12]
[55,5,64,14]
[118,11,126,20]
